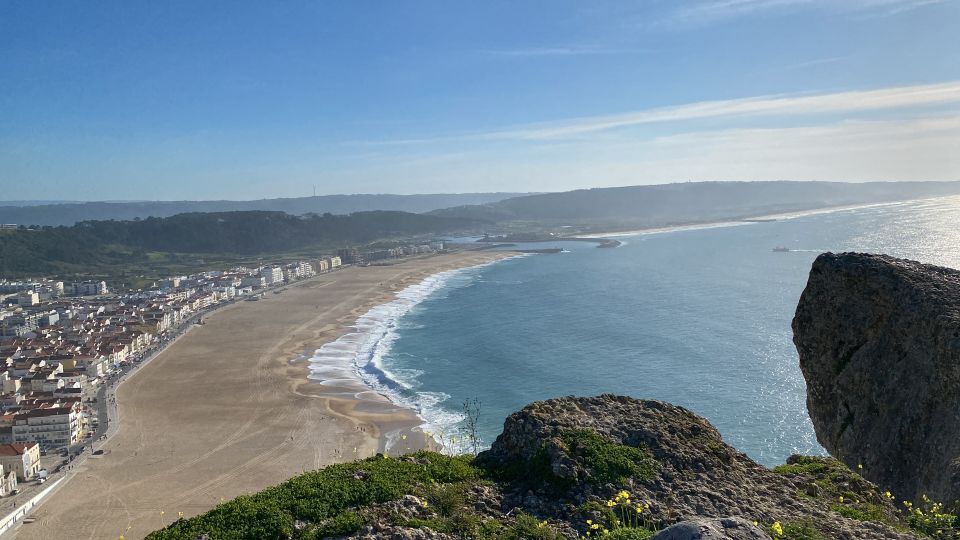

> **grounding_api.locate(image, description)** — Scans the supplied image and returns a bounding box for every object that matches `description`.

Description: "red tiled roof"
[0,443,37,456]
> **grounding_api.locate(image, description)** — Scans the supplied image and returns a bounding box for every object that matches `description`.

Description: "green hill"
[0,210,486,277]
[0,193,528,227]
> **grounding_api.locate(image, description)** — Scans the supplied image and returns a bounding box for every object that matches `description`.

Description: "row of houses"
[0,280,108,298]
[0,249,357,462]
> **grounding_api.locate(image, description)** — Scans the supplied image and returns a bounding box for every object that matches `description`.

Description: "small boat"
[772,246,790,252]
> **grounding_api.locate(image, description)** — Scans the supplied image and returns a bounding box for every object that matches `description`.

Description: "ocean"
[309,195,960,467]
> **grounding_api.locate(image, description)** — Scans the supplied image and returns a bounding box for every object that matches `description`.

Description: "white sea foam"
[306,256,522,450]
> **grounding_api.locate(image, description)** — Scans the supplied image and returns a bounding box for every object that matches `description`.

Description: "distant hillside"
[0,193,528,227]
[0,210,486,276]
[429,181,960,228]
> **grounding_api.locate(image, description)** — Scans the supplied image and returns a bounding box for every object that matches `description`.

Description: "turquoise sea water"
[335,196,960,467]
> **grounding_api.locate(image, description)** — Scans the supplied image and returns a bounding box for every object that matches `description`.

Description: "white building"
[69,281,108,297]
[240,276,266,289]
[297,261,315,278]
[261,267,283,286]
[16,291,39,307]
[12,404,83,450]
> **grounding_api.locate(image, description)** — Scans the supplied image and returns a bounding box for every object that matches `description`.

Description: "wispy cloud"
[852,0,948,17]
[662,0,949,27]
[329,114,960,193]
[481,46,652,58]
[766,56,849,72]
[482,80,960,140]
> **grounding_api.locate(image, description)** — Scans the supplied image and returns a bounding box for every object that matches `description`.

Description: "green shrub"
[562,430,659,486]
[424,482,467,518]
[314,510,364,537]
[904,497,959,538]
[507,513,563,540]
[146,451,480,539]
[831,502,888,523]
[773,456,835,476]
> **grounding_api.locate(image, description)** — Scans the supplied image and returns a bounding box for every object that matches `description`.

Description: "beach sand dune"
[14,251,509,540]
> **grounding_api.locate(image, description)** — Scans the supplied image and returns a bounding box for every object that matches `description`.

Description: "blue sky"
[1,0,958,200]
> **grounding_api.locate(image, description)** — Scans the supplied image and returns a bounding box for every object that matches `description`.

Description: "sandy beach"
[14,250,512,540]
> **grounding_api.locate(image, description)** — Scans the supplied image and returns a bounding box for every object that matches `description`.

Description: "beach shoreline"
[12,250,514,540]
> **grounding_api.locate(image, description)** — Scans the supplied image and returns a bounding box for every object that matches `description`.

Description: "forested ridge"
[0,210,485,276]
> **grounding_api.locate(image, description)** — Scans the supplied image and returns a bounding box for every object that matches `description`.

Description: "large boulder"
[481,395,918,539]
[651,517,770,540]
[793,252,960,503]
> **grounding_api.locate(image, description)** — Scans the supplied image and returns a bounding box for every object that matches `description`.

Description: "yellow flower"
[606,500,616,507]
[857,463,863,470]
[771,521,784,537]
[586,520,592,525]
[838,496,844,503]
[884,491,892,499]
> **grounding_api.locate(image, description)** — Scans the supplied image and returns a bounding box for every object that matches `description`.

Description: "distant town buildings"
[67,281,108,297]
[0,242,448,455]
[261,266,284,286]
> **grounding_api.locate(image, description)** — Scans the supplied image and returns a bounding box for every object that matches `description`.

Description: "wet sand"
[15,251,512,540]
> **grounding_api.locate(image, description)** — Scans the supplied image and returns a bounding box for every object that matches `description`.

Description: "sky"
[1,0,959,201]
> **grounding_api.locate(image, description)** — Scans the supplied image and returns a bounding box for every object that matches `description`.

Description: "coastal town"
[0,241,446,524]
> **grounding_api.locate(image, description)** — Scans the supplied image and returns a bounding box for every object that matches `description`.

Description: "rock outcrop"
[793,252,960,504]
[152,396,928,539]
[650,517,769,540]
[482,394,918,539]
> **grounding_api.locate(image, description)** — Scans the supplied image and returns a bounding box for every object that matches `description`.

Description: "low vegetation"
[147,428,958,540]
[147,451,480,539]
[773,455,960,539]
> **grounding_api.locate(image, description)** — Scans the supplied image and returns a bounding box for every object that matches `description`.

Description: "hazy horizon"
[3,179,960,206]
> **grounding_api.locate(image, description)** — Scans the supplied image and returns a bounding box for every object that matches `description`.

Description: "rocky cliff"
[793,252,960,505]
[149,395,928,540]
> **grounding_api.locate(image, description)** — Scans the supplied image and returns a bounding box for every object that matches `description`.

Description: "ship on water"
[773,246,790,252]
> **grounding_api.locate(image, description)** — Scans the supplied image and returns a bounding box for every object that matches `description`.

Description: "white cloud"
[480,46,644,58]
[326,115,960,193]
[664,0,949,26]
[482,81,960,140]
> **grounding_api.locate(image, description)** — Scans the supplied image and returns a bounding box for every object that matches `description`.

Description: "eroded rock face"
[482,395,918,539]
[793,252,960,503]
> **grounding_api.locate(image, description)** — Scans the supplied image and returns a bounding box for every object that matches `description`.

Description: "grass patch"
[773,456,838,476]
[831,502,889,523]
[777,521,830,540]
[605,528,656,540]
